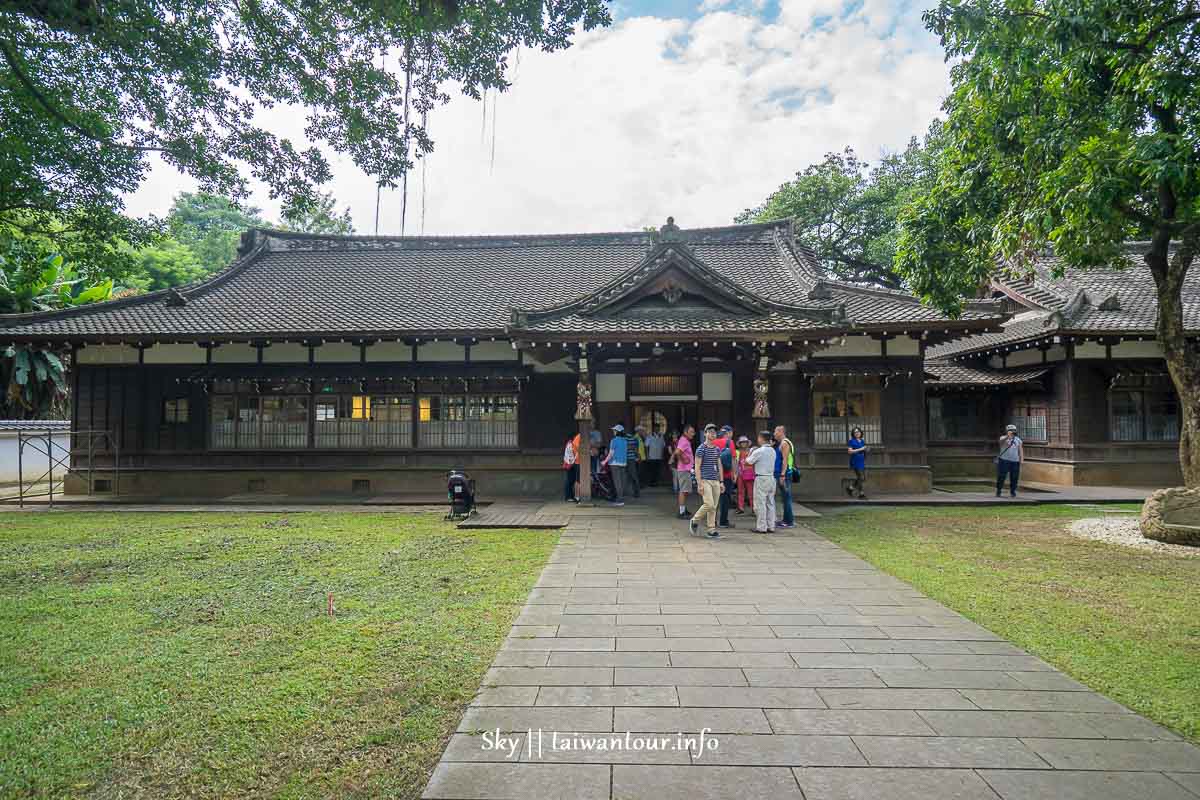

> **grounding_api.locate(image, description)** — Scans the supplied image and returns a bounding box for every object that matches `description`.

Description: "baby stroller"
[445,468,477,520]
[591,462,616,502]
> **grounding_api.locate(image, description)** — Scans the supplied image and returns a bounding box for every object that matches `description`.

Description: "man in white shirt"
[745,430,778,533]
[645,426,666,487]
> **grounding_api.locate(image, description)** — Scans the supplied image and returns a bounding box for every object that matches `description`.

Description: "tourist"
[996,423,1024,498]
[774,424,796,528]
[626,425,643,499]
[735,436,754,514]
[688,424,723,538]
[671,424,695,519]
[602,424,628,507]
[714,424,736,529]
[563,431,581,503]
[846,426,867,500]
[645,425,666,487]
[746,430,777,533]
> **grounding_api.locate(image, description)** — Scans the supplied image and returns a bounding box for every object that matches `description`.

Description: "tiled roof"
[0,221,1003,342]
[928,242,1199,358]
[925,361,1052,386]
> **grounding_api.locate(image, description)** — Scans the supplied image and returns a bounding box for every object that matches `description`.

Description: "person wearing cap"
[735,436,755,514]
[713,424,736,529]
[689,424,723,538]
[996,424,1024,498]
[746,430,778,533]
[602,423,628,507]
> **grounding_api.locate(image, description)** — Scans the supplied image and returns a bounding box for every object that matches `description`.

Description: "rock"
[1140,486,1200,546]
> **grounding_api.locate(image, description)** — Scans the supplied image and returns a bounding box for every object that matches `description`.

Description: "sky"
[123,0,950,236]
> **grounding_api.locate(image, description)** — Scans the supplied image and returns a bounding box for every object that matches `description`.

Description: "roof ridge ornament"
[654,216,685,245]
[808,280,833,300]
[165,288,188,307]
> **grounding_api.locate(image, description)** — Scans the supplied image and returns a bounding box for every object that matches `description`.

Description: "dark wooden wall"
[70,364,571,466]
[521,373,576,452]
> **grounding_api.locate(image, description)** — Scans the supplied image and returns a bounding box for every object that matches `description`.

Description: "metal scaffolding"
[16,428,119,508]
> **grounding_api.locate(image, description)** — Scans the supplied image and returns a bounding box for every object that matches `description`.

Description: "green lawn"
[0,512,557,799]
[813,505,1200,742]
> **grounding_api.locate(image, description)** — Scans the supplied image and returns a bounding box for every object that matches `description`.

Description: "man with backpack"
[774,424,796,528]
[713,424,736,529]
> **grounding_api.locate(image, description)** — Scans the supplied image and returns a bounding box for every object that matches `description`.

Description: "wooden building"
[925,242,1197,487]
[0,219,1004,498]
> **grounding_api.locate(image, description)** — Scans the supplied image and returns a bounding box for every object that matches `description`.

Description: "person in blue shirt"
[846,426,867,500]
[602,423,628,507]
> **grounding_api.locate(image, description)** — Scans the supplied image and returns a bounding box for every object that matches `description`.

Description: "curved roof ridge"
[770,225,823,286]
[0,234,271,329]
[256,219,792,251]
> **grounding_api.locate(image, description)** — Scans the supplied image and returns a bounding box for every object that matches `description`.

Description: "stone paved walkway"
[423,501,1200,800]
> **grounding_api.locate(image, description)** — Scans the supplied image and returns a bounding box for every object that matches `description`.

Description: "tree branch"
[0,39,168,154]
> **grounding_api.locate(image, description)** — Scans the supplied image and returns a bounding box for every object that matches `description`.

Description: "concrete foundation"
[66,463,934,499]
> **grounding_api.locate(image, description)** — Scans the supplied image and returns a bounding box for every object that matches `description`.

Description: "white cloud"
[123,0,949,235]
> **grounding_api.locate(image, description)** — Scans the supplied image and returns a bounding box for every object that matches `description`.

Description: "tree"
[0,0,610,266]
[281,192,355,236]
[738,132,941,289]
[895,0,1200,487]
[123,238,207,292]
[1,249,112,418]
[165,192,265,275]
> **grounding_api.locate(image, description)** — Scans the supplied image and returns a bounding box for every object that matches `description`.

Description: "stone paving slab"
[423,500,1200,799]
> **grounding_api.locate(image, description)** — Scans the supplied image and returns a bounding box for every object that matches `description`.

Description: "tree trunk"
[1149,235,1199,488]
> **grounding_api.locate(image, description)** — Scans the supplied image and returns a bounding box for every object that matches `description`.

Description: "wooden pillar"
[575,349,594,505]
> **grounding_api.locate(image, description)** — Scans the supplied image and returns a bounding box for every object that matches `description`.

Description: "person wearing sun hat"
[602,423,628,507]
[996,423,1024,498]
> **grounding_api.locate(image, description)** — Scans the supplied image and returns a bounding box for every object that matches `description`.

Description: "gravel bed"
[1068,516,1200,557]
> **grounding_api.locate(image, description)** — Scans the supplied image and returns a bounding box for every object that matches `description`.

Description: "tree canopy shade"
[896,0,1200,486]
[0,0,610,267]
[737,136,941,289]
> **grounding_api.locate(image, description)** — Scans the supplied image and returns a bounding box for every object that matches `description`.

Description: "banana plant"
[2,347,69,418]
[0,251,113,314]
[1,247,111,418]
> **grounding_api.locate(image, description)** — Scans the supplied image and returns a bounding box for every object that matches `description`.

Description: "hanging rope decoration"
[400,40,414,237]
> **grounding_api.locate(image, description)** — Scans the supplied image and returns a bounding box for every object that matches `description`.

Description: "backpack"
[563,439,577,468]
[719,442,733,471]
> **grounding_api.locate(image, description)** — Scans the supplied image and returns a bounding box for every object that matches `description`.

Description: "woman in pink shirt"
[735,436,755,513]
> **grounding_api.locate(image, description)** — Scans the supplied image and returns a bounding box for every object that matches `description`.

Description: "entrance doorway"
[633,403,698,439]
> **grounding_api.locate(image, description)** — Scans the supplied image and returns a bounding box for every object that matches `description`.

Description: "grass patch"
[0,512,557,799]
[812,504,1200,742]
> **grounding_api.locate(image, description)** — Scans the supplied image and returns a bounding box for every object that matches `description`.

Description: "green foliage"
[122,237,207,293]
[894,0,1200,310]
[0,0,610,266]
[738,129,942,289]
[281,191,356,235]
[0,248,112,314]
[165,192,265,275]
[895,0,1200,486]
[1,246,111,418]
